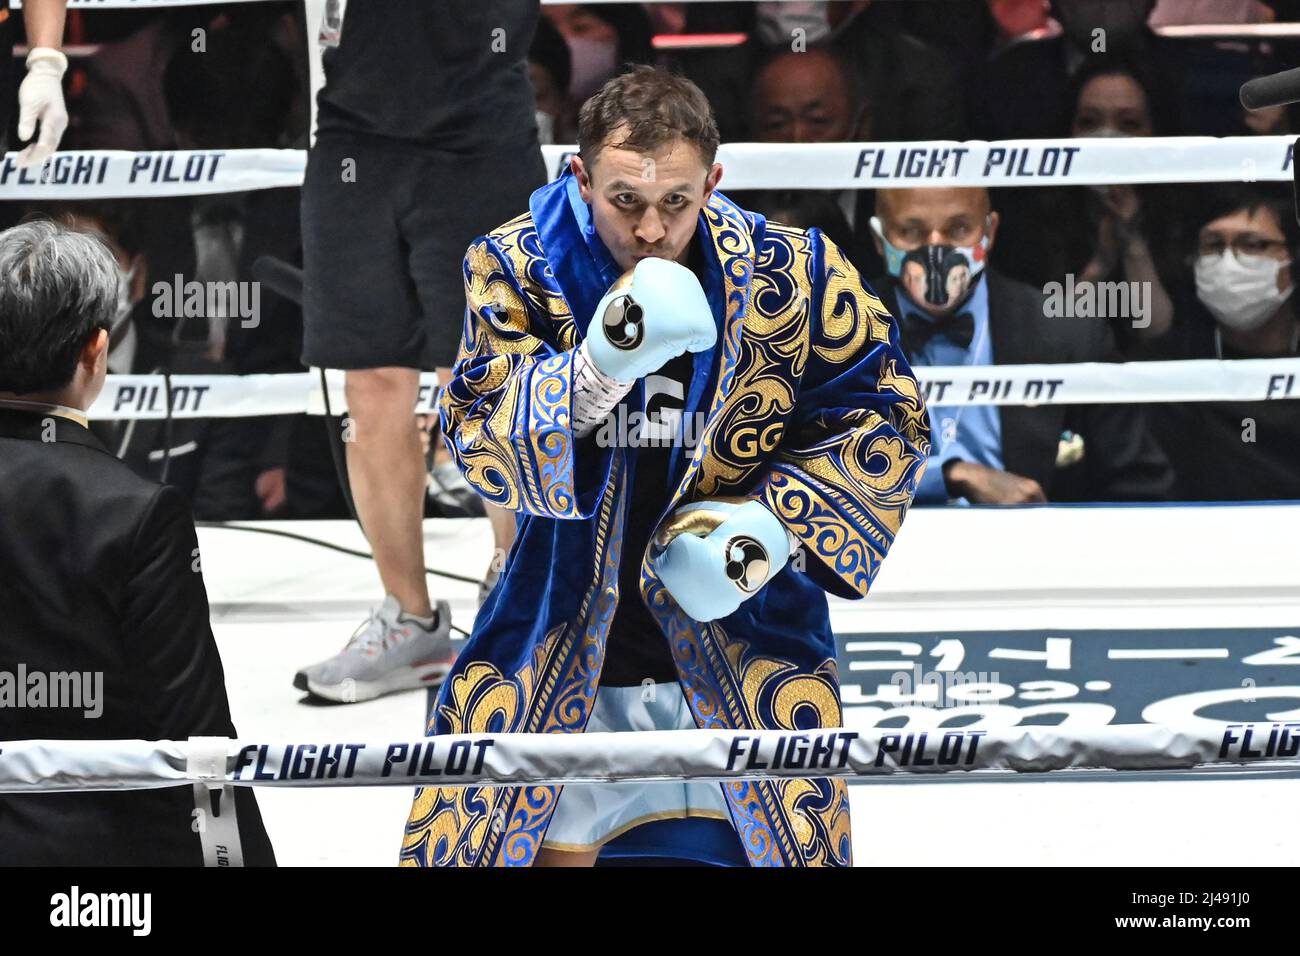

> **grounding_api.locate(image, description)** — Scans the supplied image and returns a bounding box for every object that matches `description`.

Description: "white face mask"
[107,264,138,375]
[756,1,833,47]
[112,264,135,331]
[535,109,555,146]
[1195,249,1293,331]
[566,36,618,102]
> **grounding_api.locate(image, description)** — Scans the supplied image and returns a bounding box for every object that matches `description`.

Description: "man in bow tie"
[870,185,1172,505]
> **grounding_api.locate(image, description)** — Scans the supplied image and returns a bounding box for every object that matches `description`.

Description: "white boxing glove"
[584,256,716,383]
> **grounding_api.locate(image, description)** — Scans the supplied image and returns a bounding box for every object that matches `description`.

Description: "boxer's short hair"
[578,64,720,169]
[0,219,120,395]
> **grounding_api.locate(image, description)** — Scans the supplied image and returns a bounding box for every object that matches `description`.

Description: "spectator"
[972,0,1173,140]
[749,45,868,143]
[744,44,880,274]
[20,202,343,521]
[993,58,1182,351]
[1067,60,1178,343]
[870,185,1173,504]
[542,3,654,103]
[672,1,965,146]
[1148,184,1300,500]
[157,21,318,521]
[530,14,574,145]
[0,219,276,865]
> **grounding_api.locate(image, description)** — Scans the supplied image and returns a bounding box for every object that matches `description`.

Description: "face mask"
[1195,250,1293,331]
[871,215,992,312]
[566,36,618,102]
[1057,0,1151,51]
[1079,129,1125,195]
[756,1,833,47]
[112,265,135,331]
[535,109,555,145]
[107,265,137,374]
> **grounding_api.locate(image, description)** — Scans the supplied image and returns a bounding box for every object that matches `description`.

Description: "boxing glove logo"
[601,292,644,351]
[723,535,770,593]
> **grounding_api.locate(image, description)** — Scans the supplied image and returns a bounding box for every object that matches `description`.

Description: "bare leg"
[345,367,432,618]
[485,503,515,572]
[534,847,601,867]
[431,367,456,468]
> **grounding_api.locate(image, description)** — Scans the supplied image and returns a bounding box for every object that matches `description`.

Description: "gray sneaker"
[428,460,486,518]
[478,566,501,608]
[293,596,454,703]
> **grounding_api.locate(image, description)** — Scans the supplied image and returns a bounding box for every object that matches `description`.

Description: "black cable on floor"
[195,521,477,636]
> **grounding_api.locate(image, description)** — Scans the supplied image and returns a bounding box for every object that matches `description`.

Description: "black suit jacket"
[873,271,1173,502]
[0,408,275,865]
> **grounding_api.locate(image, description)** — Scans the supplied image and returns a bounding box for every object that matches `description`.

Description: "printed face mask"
[1195,249,1293,331]
[871,215,991,312]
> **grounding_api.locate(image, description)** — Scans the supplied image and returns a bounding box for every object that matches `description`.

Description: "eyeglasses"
[1196,234,1290,259]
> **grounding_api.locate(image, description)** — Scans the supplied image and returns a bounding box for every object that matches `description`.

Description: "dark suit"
[873,270,1173,502]
[0,407,275,865]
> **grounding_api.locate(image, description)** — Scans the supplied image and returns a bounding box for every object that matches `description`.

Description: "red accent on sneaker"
[409,657,455,669]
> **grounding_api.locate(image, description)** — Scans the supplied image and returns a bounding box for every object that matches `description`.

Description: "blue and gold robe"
[401,168,931,867]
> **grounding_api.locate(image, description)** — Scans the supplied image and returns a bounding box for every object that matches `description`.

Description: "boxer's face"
[573,129,723,274]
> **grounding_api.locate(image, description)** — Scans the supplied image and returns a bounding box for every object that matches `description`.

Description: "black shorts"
[301,131,548,370]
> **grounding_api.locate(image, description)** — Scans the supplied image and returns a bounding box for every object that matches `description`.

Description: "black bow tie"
[901,309,975,353]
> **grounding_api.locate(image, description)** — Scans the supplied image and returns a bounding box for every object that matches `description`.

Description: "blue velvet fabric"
[401,168,931,868]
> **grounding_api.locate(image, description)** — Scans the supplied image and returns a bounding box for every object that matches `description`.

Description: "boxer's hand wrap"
[572,339,635,438]
[650,499,794,623]
[584,256,716,383]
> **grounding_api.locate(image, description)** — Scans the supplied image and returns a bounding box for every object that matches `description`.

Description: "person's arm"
[122,483,236,738]
[943,458,1047,504]
[1118,233,1174,341]
[22,0,64,47]
[438,236,615,520]
[16,0,68,168]
[915,439,969,503]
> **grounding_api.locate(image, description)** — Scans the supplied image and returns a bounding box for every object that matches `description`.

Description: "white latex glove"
[16,48,69,169]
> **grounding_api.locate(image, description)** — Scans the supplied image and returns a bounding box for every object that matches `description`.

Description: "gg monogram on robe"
[400,168,931,867]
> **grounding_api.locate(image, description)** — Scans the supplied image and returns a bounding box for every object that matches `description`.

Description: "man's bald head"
[874,187,996,251]
[872,187,999,316]
[750,47,866,143]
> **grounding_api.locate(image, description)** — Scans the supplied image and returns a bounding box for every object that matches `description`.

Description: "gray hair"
[0,219,121,394]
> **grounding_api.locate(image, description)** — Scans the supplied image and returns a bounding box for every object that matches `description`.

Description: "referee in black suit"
[0,220,275,865]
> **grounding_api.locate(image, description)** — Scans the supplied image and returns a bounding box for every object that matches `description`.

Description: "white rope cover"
[83,358,1300,420]
[1,722,1296,793]
[0,137,1296,198]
